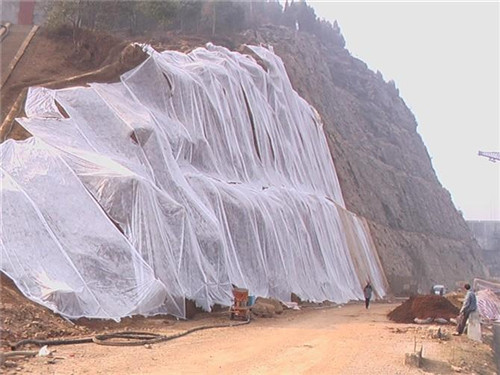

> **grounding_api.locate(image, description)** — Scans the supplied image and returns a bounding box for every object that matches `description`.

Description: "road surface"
[13,302,490,375]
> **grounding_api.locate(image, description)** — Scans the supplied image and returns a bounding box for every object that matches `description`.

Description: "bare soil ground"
[2,300,496,375]
[0,25,33,78]
[1,272,496,374]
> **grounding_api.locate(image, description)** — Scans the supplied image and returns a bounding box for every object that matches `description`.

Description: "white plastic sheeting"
[474,279,500,322]
[1,44,387,320]
[0,139,167,319]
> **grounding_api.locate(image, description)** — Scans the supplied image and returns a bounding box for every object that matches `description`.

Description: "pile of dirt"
[387,295,459,323]
[0,272,91,350]
[0,272,180,351]
[445,292,464,310]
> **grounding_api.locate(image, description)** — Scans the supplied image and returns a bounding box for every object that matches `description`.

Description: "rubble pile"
[388,295,459,323]
[0,273,89,351]
[444,292,463,309]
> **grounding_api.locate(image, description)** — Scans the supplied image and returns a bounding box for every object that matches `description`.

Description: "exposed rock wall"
[468,221,500,277]
[243,26,487,294]
[2,21,487,297]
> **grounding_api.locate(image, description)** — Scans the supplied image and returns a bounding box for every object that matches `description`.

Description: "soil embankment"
[0,273,91,351]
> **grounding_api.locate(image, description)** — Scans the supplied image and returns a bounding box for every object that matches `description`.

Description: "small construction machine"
[431,284,445,296]
[229,288,252,320]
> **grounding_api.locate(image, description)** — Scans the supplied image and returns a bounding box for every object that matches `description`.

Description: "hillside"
[241,26,486,293]
[1,24,486,302]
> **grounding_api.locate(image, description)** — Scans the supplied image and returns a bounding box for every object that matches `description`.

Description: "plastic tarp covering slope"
[0,139,167,319]
[2,43,387,320]
[474,279,500,321]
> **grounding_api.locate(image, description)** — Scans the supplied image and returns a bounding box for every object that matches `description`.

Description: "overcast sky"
[309,1,499,221]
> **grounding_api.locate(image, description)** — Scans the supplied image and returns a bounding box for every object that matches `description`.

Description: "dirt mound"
[445,292,464,310]
[387,295,459,323]
[0,272,91,350]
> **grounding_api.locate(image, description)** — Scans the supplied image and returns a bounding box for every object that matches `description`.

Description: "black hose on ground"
[0,351,37,365]
[10,337,93,351]
[92,331,165,346]
[11,319,251,349]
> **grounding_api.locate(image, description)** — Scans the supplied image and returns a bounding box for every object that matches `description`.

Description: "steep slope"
[1,25,486,301]
[1,42,388,319]
[243,26,486,293]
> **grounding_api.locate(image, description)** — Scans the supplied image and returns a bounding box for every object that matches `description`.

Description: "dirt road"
[12,302,495,375]
[0,24,33,80]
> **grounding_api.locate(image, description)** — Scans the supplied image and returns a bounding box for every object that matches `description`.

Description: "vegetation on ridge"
[43,0,345,50]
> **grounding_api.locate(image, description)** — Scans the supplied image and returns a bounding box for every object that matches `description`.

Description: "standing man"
[363,281,373,309]
[454,283,477,335]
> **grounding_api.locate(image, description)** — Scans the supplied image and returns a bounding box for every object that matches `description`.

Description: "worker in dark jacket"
[363,281,373,309]
[454,283,477,335]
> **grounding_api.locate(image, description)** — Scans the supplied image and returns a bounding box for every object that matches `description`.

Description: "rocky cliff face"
[2,22,487,297]
[242,26,486,294]
[468,221,500,277]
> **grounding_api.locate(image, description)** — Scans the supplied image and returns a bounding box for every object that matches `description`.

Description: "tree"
[200,1,245,36]
[44,0,97,50]
[178,0,203,33]
[245,0,283,28]
[295,1,317,33]
[281,0,298,29]
[92,1,138,32]
[44,0,186,42]
[315,19,346,48]
[138,0,180,30]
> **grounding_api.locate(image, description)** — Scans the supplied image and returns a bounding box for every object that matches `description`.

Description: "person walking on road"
[363,281,373,309]
[454,283,477,335]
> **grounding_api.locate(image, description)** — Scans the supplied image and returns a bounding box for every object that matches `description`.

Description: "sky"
[309,1,499,221]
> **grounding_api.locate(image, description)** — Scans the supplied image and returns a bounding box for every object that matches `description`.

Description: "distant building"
[468,221,500,277]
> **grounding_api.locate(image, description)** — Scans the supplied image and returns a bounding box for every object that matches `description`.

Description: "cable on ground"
[10,318,250,350]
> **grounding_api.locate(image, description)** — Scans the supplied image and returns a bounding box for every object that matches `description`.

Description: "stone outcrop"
[242,25,487,294]
[468,221,500,277]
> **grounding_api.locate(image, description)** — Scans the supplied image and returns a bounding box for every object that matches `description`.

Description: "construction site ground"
[1,274,496,375]
[2,300,496,375]
[0,27,497,375]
